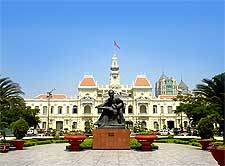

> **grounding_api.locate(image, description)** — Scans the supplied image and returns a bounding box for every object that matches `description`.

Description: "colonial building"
[25,53,190,131]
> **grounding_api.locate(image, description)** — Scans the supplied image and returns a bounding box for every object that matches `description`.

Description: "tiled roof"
[178,80,188,89]
[35,94,67,99]
[159,95,176,99]
[134,76,151,86]
[80,76,96,86]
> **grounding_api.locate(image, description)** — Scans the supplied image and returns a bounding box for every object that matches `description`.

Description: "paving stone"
[0,143,218,166]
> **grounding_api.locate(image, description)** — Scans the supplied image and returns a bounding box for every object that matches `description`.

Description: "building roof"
[159,72,167,80]
[159,95,176,99]
[35,94,67,99]
[80,75,96,86]
[134,75,151,86]
[178,80,188,89]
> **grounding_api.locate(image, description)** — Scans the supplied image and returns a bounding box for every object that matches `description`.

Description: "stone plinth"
[93,129,130,149]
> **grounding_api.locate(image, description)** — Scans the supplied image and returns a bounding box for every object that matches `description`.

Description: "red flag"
[114,41,120,49]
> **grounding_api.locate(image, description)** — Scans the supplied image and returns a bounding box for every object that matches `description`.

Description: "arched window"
[72,105,78,114]
[58,106,62,114]
[140,105,147,114]
[72,122,77,129]
[43,106,47,115]
[84,105,91,114]
[128,105,133,114]
[141,121,147,129]
[184,121,188,128]
[153,105,157,114]
[154,121,159,130]
[51,106,54,114]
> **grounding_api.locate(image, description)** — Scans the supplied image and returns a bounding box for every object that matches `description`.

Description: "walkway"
[0,143,217,166]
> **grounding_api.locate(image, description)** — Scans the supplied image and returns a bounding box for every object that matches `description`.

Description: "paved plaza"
[0,143,217,166]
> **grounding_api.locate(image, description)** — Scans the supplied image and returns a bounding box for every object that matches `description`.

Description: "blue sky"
[1,0,224,98]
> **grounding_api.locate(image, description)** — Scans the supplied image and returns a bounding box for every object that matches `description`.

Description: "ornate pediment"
[136,96,150,100]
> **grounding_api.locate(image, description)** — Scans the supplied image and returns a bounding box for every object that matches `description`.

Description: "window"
[42,122,46,129]
[154,121,159,130]
[128,105,133,114]
[51,106,54,114]
[58,106,62,114]
[72,122,77,129]
[72,105,78,114]
[84,105,91,114]
[160,106,164,114]
[141,121,147,129]
[153,105,157,114]
[66,106,69,114]
[184,121,188,128]
[168,106,173,114]
[140,105,147,114]
[43,106,47,115]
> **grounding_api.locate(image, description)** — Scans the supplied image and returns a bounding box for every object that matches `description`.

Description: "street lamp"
[46,88,56,131]
[180,112,183,133]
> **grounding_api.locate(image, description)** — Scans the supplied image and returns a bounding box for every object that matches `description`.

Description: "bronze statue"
[94,90,125,128]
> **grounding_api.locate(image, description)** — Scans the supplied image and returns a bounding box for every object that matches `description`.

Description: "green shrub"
[52,140,68,143]
[10,118,29,139]
[80,138,93,149]
[24,142,36,147]
[36,140,52,145]
[167,135,174,139]
[54,135,60,140]
[151,144,159,149]
[189,142,201,147]
[189,139,198,143]
[130,138,141,149]
[155,139,175,143]
[197,117,214,139]
[174,139,189,144]
[0,139,11,144]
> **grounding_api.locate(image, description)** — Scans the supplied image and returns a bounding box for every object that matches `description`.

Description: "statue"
[94,90,125,128]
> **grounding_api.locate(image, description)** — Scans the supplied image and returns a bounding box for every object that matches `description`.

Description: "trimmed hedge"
[80,138,92,149]
[52,140,68,143]
[130,138,141,149]
[36,140,52,145]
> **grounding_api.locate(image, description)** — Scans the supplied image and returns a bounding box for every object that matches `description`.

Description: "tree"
[195,72,225,144]
[0,76,40,130]
[10,118,29,139]
[1,106,40,128]
[175,73,224,144]
[0,76,25,131]
[0,76,25,108]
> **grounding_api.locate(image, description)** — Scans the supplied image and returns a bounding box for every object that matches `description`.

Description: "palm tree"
[0,76,25,132]
[195,72,225,111]
[194,72,225,144]
[0,76,25,108]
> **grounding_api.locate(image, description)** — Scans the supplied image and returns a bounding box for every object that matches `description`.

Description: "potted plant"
[135,131,158,151]
[197,117,214,150]
[64,130,87,151]
[0,139,10,153]
[10,118,29,150]
[208,144,225,166]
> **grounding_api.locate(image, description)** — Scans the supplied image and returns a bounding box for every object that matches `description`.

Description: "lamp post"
[47,88,56,131]
[180,112,183,133]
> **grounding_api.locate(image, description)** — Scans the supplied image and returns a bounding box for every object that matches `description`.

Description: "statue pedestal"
[93,129,130,149]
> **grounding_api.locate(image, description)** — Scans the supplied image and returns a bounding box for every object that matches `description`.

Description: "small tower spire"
[109,53,120,89]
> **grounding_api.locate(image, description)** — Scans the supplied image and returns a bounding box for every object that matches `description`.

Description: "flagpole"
[113,41,117,56]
